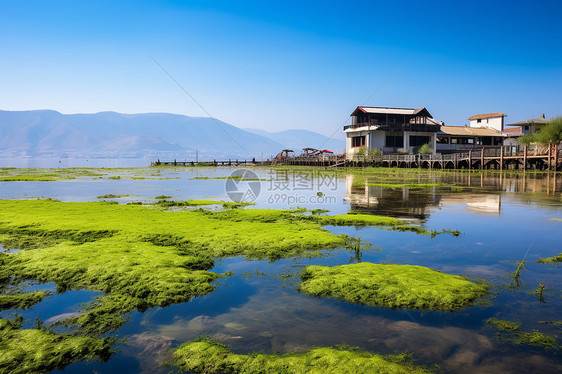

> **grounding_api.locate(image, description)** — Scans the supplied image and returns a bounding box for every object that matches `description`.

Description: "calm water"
[1,164,561,373]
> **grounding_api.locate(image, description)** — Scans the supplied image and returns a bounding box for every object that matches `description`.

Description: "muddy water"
[1,167,561,373]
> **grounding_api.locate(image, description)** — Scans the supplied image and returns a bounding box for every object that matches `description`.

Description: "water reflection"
[345,172,560,219]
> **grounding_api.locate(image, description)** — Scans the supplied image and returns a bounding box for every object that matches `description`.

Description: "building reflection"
[344,175,505,219]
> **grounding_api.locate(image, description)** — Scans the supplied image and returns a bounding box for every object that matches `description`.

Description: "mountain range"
[0,110,344,159]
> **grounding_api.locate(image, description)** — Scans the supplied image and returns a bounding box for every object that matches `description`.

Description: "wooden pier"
[152,144,561,171]
[279,144,561,171]
[151,159,258,167]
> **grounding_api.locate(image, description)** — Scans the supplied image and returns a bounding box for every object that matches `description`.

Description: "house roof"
[503,127,524,137]
[352,106,433,118]
[467,113,506,120]
[438,125,504,137]
[506,113,549,126]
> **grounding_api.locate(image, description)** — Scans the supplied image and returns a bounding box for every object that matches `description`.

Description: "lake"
[0,165,561,373]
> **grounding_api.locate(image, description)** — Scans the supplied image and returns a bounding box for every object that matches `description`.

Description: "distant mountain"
[244,128,345,153]
[0,110,286,159]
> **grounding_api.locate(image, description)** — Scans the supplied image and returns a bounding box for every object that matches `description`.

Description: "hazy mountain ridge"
[0,110,290,159]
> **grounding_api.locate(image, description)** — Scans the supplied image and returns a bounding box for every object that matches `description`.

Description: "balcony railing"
[344,122,440,133]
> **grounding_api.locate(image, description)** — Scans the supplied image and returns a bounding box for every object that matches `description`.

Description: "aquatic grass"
[0,175,61,182]
[537,253,562,263]
[0,199,410,335]
[171,336,432,374]
[0,291,49,311]
[487,318,560,350]
[0,316,114,374]
[96,194,133,199]
[0,199,464,369]
[486,318,521,332]
[299,262,487,311]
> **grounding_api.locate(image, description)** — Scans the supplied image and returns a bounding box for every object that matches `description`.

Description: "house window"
[385,135,404,147]
[409,135,431,147]
[351,136,365,148]
[477,119,482,123]
[524,126,529,130]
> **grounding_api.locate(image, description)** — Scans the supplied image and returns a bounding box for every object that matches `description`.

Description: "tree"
[519,116,562,144]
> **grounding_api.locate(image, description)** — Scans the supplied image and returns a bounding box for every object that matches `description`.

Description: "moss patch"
[486,318,521,332]
[487,318,560,350]
[0,316,114,374]
[96,194,133,199]
[299,262,487,311]
[537,253,562,263]
[0,199,414,335]
[0,291,50,311]
[172,337,431,374]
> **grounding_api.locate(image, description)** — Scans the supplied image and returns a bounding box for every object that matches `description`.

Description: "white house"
[467,113,507,132]
[505,113,549,135]
[344,106,441,156]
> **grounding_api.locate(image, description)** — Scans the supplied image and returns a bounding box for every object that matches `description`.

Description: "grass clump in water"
[0,316,114,374]
[486,318,521,332]
[299,262,487,311]
[0,199,389,335]
[537,253,562,263]
[487,318,560,350]
[0,175,61,182]
[96,194,132,199]
[171,336,432,374]
[0,291,50,311]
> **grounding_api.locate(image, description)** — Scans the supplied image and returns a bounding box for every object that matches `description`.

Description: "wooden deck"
[272,144,562,170]
[152,144,562,171]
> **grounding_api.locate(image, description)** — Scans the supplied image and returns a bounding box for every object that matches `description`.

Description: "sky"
[1,0,561,138]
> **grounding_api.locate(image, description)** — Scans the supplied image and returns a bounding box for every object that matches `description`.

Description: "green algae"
[152,199,256,209]
[155,195,172,199]
[537,253,562,263]
[0,175,61,182]
[0,291,49,311]
[0,316,114,374]
[0,199,462,370]
[96,194,133,199]
[172,336,431,374]
[486,318,521,332]
[514,331,559,349]
[539,320,562,327]
[299,262,487,311]
[0,199,405,335]
[487,318,560,350]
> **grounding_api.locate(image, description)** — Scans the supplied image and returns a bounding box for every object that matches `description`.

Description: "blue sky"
[1,0,561,137]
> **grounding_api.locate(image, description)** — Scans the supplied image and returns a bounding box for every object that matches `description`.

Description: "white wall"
[469,116,504,131]
[369,131,385,149]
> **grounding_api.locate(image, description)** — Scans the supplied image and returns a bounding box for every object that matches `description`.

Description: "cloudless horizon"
[1,0,561,139]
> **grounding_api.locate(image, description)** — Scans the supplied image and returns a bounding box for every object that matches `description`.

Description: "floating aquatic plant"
[299,262,487,311]
[171,336,432,374]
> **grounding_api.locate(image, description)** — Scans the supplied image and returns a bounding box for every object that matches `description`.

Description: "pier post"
[554,143,559,171]
[469,150,472,171]
[500,146,504,171]
[480,147,484,170]
[547,143,552,171]
[523,145,527,171]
